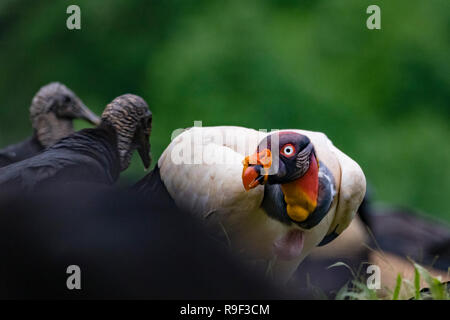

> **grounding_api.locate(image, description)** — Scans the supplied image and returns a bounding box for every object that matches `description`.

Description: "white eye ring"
[282,145,294,156]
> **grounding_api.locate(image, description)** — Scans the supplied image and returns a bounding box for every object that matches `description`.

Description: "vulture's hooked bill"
[0,82,100,168]
[135,126,366,282]
[0,94,152,192]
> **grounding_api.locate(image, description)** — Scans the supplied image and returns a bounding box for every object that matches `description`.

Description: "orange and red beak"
[242,149,272,191]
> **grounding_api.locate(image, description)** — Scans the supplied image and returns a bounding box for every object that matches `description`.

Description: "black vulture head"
[101,94,152,172]
[30,82,100,147]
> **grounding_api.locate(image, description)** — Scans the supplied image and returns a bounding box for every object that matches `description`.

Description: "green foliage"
[0,0,448,220]
[413,262,449,300]
[331,260,450,300]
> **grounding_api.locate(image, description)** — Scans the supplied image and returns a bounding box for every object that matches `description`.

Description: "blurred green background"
[0,0,448,221]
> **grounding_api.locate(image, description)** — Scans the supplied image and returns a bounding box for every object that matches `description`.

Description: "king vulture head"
[241,131,342,262]
[243,132,334,227]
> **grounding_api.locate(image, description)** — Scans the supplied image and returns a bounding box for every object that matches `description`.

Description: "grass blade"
[414,266,421,300]
[327,262,356,279]
[392,273,402,300]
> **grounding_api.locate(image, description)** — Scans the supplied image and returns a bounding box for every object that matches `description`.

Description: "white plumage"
[158,126,366,282]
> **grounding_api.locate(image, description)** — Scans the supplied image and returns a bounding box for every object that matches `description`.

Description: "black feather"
[133,165,174,204]
[0,134,44,168]
[0,184,287,299]
[0,123,121,192]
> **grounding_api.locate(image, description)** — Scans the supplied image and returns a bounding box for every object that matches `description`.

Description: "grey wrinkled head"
[101,94,152,172]
[30,82,100,147]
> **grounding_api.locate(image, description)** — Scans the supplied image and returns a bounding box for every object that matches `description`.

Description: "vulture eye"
[281,144,295,157]
[64,96,72,104]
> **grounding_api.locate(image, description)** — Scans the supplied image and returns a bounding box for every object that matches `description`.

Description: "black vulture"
[0,183,288,299]
[360,205,450,270]
[0,82,100,167]
[0,94,152,191]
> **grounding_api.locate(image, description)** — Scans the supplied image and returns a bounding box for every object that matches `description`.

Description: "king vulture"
[136,126,366,282]
[0,82,100,168]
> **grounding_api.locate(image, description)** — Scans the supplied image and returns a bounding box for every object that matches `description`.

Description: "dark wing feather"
[0,126,120,192]
[133,165,174,205]
[0,135,43,168]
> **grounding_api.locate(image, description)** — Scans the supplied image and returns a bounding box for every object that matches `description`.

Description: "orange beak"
[242,149,272,191]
